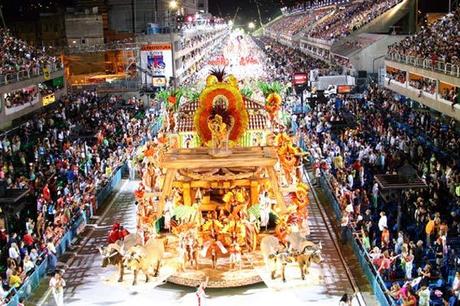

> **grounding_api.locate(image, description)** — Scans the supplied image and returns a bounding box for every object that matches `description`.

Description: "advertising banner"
[42,94,56,106]
[337,85,353,94]
[293,72,308,85]
[140,44,173,88]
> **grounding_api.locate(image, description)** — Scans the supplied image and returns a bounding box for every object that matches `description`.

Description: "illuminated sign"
[152,77,167,87]
[337,85,353,94]
[293,73,308,85]
[42,94,56,106]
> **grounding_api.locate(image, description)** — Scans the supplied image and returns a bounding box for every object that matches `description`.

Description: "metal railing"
[386,53,460,78]
[319,170,395,306]
[0,62,64,87]
[304,36,334,46]
[5,212,87,306]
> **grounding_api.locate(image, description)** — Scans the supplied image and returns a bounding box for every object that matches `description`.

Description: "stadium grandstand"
[0,0,459,305]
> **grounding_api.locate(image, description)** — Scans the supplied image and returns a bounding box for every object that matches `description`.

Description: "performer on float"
[164,197,173,231]
[142,165,155,191]
[194,188,203,203]
[185,230,199,270]
[228,241,242,270]
[259,190,271,230]
[201,212,227,269]
[177,233,186,272]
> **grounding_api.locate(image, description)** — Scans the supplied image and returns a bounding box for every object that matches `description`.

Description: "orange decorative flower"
[265,93,282,120]
[167,96,177,105]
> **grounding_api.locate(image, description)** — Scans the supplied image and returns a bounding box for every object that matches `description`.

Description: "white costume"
[164,199,173,229]
[259,193,271,227]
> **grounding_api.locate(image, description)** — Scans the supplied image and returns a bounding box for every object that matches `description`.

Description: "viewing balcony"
[0,62,64,88]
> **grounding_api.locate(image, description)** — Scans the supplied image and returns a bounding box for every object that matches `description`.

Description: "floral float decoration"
[258,81,283,121]
[194,68,248,151]
[275,133,301,185]
[289,182,310,220]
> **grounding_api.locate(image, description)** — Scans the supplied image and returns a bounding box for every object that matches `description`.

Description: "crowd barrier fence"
[319,171,395,306]
[386,53,460,78]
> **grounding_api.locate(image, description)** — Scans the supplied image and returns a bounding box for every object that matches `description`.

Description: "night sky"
[208,0,453,27]
[1,0,453,26]
[209,0,293,26]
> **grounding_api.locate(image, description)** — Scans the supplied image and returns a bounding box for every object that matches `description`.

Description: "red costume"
[42,184,51,202]
[107,223,121,244]
[107,223,129,244]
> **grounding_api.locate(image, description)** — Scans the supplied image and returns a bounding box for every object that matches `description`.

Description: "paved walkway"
[28,179,377,306]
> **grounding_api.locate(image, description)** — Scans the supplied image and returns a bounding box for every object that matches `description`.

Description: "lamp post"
[169,0,178,89]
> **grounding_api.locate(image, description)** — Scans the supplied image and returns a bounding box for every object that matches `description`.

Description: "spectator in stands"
[388,6,460,66]
[310,0,401,42]
[452,271,460,300]
[0,28,60,77]
[8,270,22,288]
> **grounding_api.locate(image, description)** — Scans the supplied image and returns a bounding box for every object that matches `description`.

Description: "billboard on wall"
[140,44,173,87]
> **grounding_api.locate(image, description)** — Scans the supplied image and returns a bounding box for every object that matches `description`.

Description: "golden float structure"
[134,69,310,287]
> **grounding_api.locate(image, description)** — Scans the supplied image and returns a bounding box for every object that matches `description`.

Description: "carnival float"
[99,68,322,288]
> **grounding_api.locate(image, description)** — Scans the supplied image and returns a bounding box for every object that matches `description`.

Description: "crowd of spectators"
[409,78,437,95]
[38,82,63,97]
[0,91,156,303]
[441,87,459,104]
[388,6,460,66]
[309,0,401,42]
[331,55,353,69]
[4,87,39,110]
[178,27,226,51]
[254,36,337,83]
[293,84,460,305]
[0,28,60,77]
[267,7,332,37]
[387,70,407,84]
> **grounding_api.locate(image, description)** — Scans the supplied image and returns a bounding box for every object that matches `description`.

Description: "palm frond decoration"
[240,86,253,99]
[185,88,200,102]
[155,89,170,103]
[156,87,185,111]
[172,205,196,221]
[257,81,283,98]
[248,204,261,219]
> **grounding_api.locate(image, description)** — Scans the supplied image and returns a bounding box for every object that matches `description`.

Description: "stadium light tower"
[169,0,178,10]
